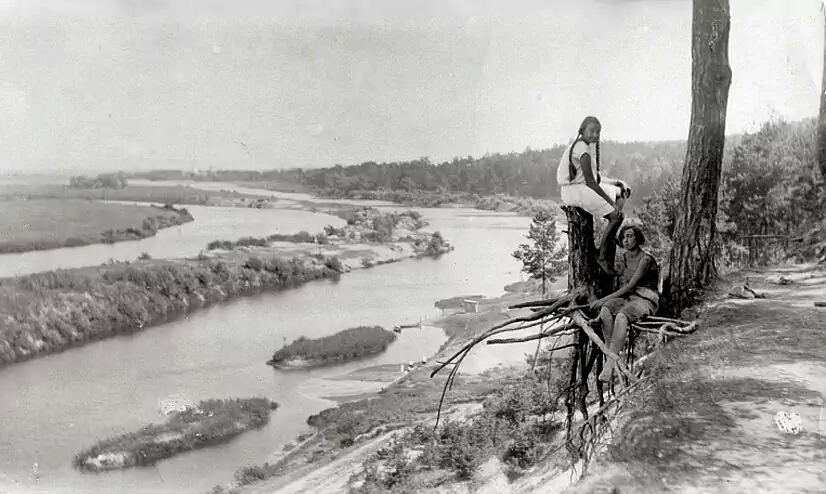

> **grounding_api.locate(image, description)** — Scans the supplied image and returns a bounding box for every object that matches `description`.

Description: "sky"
[0,0,823,174]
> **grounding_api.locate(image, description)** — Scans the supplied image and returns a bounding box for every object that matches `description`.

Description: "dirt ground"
[562,263,826,494]
[227,264,826,494]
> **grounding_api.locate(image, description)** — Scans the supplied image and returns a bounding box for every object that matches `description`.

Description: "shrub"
[268,326,396,366]
[324,256,344,273]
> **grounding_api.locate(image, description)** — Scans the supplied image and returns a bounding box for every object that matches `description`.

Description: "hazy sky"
[0,0,822,173]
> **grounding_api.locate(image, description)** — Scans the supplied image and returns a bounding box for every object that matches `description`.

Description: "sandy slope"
[561,264,826,494]
[227,264,826,494]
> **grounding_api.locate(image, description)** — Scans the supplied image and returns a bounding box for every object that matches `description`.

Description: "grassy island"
[0,200,193,254]
[74,398,278,472]
[267,326,397,370]
[0,206,451,369]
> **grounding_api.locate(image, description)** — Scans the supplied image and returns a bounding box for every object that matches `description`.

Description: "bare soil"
[562,264,826,494]
[222,264,826,494]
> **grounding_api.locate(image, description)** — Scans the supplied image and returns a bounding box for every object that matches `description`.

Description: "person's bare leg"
[599,313,629,383]
[587,306,613,339]
[597,210,624,276]
[598,306,614,345]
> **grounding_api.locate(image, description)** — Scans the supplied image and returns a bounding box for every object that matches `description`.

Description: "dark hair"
[616,225,646,247]
[568,116,601,182]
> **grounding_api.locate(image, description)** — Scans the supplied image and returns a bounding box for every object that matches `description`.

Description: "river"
[0,183,564,494]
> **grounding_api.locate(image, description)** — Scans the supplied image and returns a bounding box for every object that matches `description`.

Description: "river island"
[0,206,452,369]
[74,398,279,472]
[267,326,397,370]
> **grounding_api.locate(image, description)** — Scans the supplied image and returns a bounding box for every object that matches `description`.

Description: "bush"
[244,257,264,271]
[268,326,396,366]
[235,464,268,484]
[74,398,275,472]
[0,253,341,367]
[483,376,557,427]
[324,256,343,273]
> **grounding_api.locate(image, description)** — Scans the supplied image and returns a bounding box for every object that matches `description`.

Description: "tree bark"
[562,206,616,441]
[563,207,615,300]
[818,11,826,181]
[662,0,732,316]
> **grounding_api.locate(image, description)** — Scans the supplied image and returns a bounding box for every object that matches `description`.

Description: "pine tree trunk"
[662,0,732,316]
[818,12,826,181]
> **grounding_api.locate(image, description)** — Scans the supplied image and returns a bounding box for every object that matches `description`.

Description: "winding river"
[0,183,565,494]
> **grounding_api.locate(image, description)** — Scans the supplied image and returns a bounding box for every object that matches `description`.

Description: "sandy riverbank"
[205,280,561,494]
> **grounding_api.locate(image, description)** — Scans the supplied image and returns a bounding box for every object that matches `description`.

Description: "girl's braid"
[567,116,601,183]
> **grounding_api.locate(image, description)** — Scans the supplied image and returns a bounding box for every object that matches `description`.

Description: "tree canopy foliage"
[512,211,568,294]
[131,140,697,204]
[636,117,826,270]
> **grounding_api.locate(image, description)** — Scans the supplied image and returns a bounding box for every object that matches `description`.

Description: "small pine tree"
[512,211,568,296]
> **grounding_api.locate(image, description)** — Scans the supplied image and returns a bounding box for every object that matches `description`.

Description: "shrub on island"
[74,398,278,472]
[267,326,397,369]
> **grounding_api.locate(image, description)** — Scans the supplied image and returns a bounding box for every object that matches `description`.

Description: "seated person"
[587,224,660,383]
[557,116,632,274]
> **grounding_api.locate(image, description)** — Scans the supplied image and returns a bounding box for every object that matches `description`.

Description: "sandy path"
[562,264,826,494]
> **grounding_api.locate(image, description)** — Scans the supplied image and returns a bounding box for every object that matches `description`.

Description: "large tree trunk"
[818,12,826,181]
[662,0,732,316]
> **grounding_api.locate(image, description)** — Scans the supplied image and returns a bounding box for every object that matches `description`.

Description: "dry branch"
[569,310,638,384]
[487,327,576,345]
[509,297,561,309]
[645,315,691,325]
[429,289,592,428]
[631,320,697,336]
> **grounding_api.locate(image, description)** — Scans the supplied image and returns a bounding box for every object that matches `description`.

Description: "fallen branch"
[488,328,576,345]
[631,320,698,336]
[429,291,591,428]
[644,315,693,325]
[743,285,765,299]
[632,326,688,337]
[508,287,586,311]
[430,312,572,378]
[509,297,561,309]
[569,310,638,384]
[430,306,580,379]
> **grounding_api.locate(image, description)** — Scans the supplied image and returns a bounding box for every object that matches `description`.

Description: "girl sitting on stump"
[557,116,632,275]
[588,224,660,383]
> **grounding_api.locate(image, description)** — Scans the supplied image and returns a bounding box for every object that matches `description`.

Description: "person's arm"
[601,175,631,198]
[593,255,653,305]
[580,153,616,208]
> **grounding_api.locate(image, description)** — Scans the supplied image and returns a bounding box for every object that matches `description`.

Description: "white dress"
[557,139,627,218]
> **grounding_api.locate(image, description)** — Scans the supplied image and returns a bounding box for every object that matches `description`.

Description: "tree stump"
[561,206,619,447]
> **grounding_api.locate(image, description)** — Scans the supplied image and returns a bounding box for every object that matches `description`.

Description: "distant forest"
[130,138,744,202]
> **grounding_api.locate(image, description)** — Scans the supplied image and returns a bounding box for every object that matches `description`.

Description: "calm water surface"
[0,184,562,494]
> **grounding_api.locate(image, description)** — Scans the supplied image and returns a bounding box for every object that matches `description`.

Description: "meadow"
[0,199,193,253]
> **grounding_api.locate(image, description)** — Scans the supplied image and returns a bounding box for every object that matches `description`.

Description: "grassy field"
[0,199,192,253]
[0,183,253,205]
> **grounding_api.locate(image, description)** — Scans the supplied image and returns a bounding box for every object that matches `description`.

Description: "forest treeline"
[129,117,822,265]
[130,139,704,203]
